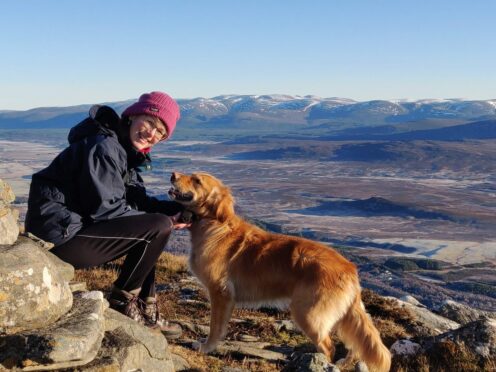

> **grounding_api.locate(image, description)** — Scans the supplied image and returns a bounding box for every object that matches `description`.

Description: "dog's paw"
[191,340,202,351]
[199,342,216,354]
[192,338,217,354]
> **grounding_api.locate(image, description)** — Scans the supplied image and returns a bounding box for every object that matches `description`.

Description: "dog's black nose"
[170,172,177,183]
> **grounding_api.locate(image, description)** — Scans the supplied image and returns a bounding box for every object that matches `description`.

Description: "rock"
[355,361,369,372]
[237,334,259,342]
[0,238,73,334]
[0,203,19,245]
[9,236,74,283]
[80,327,174,372]
[437,300,496,325]
[214,340,286,362]
[0,291,106,371]
[41,252,74,284]
[179,286,199,299]
[69,281,88,292]
[221,367,250,372]
[284,352,339,372]
[390,339,422,356]
[101,308,175,371]
[434,317,496,358]
[175,320,210,336]
[170,353,190,371]
[390,297,460,335]
[273,319,300,333]
[399,295,424,307]
[156,283,174,292]
[0,180,15,204]
[22,233,54,250]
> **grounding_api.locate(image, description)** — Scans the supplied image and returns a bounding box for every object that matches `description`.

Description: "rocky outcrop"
[437,300,496,325]
[0,237,176,371]
[1,291,106,371]
[386,296,460,335]
[0,180,175,371]
[389,303,496,371]
[0,238,73,334]
[97,308,175,371]
[432,317,496,359]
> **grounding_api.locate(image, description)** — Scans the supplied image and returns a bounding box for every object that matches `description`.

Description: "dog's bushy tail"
[336,293,391,372]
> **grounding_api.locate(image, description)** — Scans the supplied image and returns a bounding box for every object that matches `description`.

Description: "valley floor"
[1,134,495,311]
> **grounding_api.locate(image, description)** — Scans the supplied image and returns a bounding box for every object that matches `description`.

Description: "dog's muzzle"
[168,187,194,202]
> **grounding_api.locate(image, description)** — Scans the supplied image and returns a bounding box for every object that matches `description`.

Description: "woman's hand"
[171,212,192,230]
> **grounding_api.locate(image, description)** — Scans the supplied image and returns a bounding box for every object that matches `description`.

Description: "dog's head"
[169,172,234,222]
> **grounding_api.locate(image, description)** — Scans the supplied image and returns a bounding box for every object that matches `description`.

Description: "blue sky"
[1,0,495,110]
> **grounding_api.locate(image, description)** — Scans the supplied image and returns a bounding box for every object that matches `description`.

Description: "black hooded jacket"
[25,105,183,246]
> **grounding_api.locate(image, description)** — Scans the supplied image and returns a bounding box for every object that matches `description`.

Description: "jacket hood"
[68,105,120,144]
[68,105,151,169]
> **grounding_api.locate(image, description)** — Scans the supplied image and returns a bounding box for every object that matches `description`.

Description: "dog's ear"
[215,187,234,222]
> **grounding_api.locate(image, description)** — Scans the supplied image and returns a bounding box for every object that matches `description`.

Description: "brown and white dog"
[169,172,391,372]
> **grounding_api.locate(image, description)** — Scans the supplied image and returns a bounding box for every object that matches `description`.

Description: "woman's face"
[129,115,168,151]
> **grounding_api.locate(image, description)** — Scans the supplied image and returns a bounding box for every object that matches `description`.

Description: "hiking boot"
[108,288,145,324]
[142,298,182,339]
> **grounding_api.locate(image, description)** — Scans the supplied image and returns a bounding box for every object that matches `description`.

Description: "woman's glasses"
[142,120,168,142]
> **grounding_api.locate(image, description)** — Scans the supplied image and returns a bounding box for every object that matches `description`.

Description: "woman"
[25,91,185,336]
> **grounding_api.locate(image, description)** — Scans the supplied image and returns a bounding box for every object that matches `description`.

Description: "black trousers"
[51,213,173,298]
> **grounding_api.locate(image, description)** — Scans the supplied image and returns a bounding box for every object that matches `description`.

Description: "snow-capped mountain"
[0,95,495,129]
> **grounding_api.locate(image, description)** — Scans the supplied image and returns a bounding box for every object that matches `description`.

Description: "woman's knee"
[146,213,173,236]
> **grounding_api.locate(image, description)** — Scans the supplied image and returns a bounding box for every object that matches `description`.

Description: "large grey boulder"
[0,238,73,334]
[388,297,460,335]
[17,236,74,283]
[83,307,175,372]
[0,291,106,371]
[436,300,496,325]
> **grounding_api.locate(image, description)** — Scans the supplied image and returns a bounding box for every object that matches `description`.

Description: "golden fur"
[169,172,391,372]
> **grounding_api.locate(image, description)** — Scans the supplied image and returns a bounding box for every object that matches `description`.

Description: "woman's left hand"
[171,212,192,230]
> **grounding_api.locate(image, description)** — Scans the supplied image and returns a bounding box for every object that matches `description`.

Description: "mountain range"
[0,95,496,141]
[1,95,495,132]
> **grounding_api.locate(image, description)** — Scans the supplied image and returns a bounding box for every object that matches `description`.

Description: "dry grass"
[427,340,484,372]
[74,252,189,293]
[73,260,122,294]
[361,289,419,340]
[155,252,189,281]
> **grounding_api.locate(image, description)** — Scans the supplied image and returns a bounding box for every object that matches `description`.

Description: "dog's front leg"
[199,288,235,353]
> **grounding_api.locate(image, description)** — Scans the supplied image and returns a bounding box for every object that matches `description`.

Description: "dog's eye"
[193,177,202,186]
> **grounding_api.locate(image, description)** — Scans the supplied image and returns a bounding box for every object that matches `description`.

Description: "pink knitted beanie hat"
[122,91,180,139]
